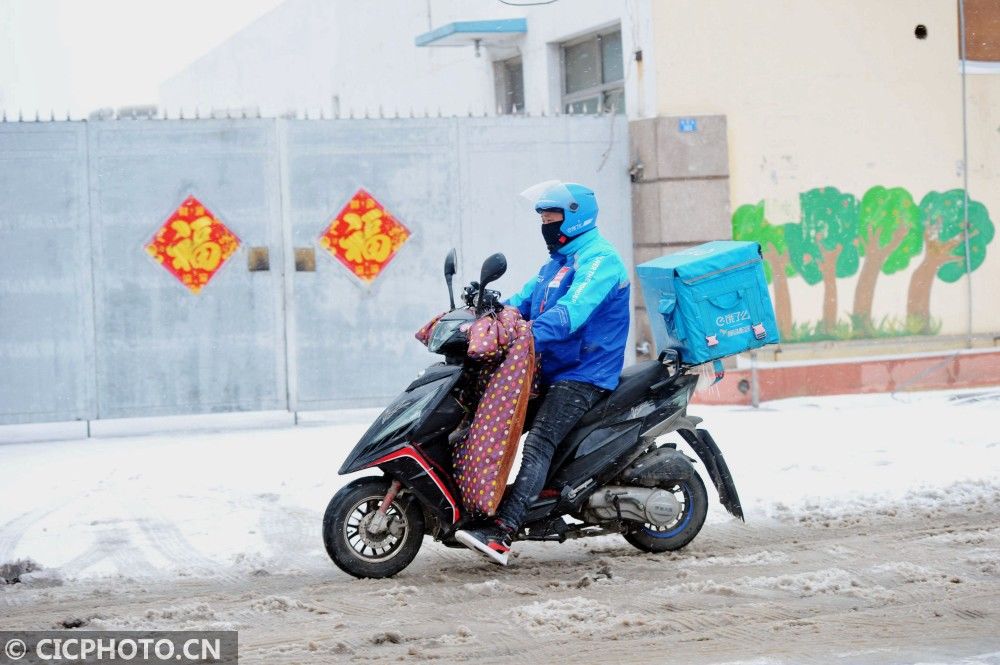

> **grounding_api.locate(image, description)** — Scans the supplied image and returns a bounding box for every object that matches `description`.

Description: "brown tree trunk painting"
[906,229,964,333]
[765,249,793,338]
[818,244,843,334]
[852,224,908,334]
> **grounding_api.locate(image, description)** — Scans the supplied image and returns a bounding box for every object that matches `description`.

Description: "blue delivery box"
[637,240,780,365]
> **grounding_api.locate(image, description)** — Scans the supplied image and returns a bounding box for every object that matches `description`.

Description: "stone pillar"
[629,115,731,359]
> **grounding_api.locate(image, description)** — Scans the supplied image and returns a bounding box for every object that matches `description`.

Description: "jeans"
[495,380,606,531]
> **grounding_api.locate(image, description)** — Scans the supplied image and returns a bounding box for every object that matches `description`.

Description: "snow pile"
[16,569,63,588]
[462,579,513,595]
[657,568,892,601]
[511,597,620,633]
[92,602,231,631]
[378,584,419,606]
[760,479,1000,529]
[97,602,239,632]
[869,561,938,584]
[699,388,1000,525]
[684,550,791,568]
[921,529,1000,547]
[414,626,475,648]
[143,603,218,623]
[249,595,330,614]
[510,595,651,636]
[369,631,404,645]
[965,549,1000,575]
[0,559,62,588]
[0,558,42,584]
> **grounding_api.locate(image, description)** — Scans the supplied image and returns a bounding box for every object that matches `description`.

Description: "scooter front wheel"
[323,476,425,579]
[622,473,708,553]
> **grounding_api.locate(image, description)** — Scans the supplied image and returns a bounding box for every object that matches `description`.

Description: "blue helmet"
[530,181,599,238]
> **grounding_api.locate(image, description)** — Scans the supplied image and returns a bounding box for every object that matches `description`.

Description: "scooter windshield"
[519,180,577,214]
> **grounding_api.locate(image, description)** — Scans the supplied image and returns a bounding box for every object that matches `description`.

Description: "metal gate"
[0,123,95,424]
[0,116,631,425]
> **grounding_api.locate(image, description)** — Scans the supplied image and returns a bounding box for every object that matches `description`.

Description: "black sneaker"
[455,523,513,566]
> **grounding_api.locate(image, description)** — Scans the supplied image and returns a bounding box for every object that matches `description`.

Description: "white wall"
[966,72,1000,336]
[160,0,655,119]
[649,0,1000,338]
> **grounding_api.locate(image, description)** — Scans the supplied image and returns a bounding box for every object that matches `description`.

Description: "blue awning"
[415,18,526,47]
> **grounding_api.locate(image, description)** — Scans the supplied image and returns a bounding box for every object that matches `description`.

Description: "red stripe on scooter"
[371,446,460,523]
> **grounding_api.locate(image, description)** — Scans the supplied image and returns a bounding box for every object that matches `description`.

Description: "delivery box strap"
[700,287,768,348]
[741,287,769,339]
[680,257,762,286]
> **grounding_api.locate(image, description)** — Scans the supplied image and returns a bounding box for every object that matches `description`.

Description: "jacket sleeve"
[531,253,622,351]
[504,273,537,320]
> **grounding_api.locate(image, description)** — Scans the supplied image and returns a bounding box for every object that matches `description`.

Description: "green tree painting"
[894,190,996,333]
[852,186,922,334]
[732,202,795,338]
[785,187,860,334]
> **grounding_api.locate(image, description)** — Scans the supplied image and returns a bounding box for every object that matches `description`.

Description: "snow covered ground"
[2,387,999,664]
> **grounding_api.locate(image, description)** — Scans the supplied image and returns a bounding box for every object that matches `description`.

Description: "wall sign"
[146,195,240,294]
[679,118,698,133]
[319,188,411,283]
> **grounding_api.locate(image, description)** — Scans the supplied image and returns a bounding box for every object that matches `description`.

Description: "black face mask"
[541,223,566,255]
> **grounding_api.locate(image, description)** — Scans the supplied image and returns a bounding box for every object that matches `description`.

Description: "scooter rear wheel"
[622,473,708,553]
[323,477,425,578]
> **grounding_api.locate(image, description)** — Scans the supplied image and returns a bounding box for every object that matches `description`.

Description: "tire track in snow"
[0,497,76,562]
[3,502,998,665]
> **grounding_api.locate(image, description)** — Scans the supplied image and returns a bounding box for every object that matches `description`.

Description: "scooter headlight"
[428,318,467,353]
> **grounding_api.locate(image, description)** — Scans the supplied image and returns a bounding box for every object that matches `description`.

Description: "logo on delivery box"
[715,309,750,337]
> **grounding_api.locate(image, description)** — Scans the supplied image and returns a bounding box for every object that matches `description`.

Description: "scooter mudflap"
[680,428,745,521]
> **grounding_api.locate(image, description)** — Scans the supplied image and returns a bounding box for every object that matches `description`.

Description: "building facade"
[163,0,1000,358]
[634,0,1000,354]
[160,0,655,119]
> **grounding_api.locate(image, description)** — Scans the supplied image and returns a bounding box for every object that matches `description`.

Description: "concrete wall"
[159,0,656,119]
[0,115,631,424]
[643,0,999,347]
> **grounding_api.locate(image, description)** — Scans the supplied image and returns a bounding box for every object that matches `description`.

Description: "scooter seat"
[576,360,667,427]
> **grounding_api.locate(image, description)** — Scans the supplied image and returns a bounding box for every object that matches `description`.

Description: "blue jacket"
[507,229,630,391]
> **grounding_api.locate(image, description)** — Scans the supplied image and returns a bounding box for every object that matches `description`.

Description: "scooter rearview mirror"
[443,249,457,279]
[479,253,507,288]
[476,253,507,315]
[443,248,457,310]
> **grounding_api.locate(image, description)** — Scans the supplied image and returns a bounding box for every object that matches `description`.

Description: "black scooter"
[322,250,743,578]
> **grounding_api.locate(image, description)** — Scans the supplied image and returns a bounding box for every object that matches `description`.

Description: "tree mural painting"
[851,186,922,334]
[898,190,996,333]
[731,186,996,342]
[785,187,860,334]
[732,202,796,338]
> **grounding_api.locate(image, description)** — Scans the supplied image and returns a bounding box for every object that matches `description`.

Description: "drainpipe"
[958,0,973,349]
